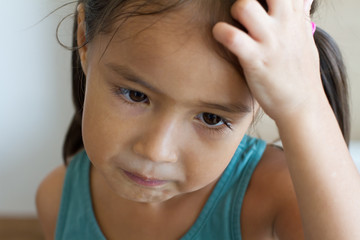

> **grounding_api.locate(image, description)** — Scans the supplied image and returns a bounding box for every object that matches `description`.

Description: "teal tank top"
[55,135,266,240]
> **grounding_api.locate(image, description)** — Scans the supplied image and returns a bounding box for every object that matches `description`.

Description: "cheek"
[81,80,130,162]
[188,113,253,187]
[180,132,245,192]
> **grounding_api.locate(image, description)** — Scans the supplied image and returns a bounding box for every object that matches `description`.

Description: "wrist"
[274,92,332,133]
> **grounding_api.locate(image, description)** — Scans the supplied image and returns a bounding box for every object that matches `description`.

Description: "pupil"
[130,91,146,102]
[203,113,221,125]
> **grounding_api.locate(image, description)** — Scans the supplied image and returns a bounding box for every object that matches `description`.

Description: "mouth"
[123,170,169,187]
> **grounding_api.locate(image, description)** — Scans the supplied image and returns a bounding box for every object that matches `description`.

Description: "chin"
[107,179,178,203]
[115,184,178,203]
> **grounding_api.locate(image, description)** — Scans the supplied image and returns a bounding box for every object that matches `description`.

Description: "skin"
[36,0,360,239]
[80,14,254,204]
[214,0,360,239]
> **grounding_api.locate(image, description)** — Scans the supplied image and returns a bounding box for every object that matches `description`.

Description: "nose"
[132,114,179,163]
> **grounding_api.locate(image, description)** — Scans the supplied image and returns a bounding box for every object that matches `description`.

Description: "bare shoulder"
[36,165,67,240]
[241,145,304,239]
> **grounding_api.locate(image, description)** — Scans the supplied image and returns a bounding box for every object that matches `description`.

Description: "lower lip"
[123,170,168,187]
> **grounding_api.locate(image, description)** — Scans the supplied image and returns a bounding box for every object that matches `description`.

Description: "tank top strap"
[55,150,106,240]
[181,135,267,240]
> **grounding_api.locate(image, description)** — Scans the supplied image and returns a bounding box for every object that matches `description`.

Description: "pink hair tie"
[312,22,316,35]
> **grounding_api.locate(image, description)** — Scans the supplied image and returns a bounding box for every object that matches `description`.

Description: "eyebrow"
[197,101,252,114]
[105,63,252,114]
[106,63,163,94]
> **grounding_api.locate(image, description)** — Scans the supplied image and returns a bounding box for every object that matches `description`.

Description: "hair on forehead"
[79,0,249,73]
[69,0,272,77]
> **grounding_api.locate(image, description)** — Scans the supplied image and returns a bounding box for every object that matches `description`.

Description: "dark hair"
[61,0,350,164]
[313,28,350,143]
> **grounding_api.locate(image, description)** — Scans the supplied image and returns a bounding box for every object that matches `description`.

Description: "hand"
[213,0,324,122]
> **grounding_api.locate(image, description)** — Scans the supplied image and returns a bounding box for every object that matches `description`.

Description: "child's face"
[79,11,255,203]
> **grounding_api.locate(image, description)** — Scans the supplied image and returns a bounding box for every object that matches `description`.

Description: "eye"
[196,112,232,130]
[119,88,149,103]
[201,113,223,126]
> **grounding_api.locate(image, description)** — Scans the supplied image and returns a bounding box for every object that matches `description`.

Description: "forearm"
[276,96,360,239]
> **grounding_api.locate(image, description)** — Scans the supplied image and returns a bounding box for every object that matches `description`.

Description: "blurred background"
[0,0,359,236]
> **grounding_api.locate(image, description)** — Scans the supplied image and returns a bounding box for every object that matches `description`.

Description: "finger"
[287,0,304,14]
[266,0,292,17]
[213,22,258,64]
[231,0,271,41]
[268,0,310,18]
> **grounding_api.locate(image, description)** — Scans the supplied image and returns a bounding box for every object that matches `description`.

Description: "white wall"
[0,0,359,217]
[0,0,74,216]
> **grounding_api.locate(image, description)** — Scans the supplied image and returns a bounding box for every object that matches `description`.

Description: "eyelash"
[195,113,233,133]
[114,87,149,105]
[113,87,233,133]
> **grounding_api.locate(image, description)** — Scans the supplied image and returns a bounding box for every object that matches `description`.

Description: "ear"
[304,0,314,15]
[77,3,88,75]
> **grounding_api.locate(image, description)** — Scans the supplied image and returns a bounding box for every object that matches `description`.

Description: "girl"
[36,0,360,239]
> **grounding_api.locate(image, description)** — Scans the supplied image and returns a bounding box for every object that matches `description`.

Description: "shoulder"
[241,145,304,239]
[36,164,67,240]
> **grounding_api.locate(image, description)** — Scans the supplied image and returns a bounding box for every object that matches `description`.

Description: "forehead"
[88,10,251,106]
